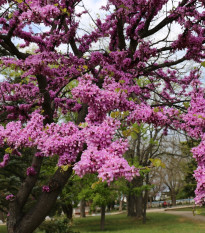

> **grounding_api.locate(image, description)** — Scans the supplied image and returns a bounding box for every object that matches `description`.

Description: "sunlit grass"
[1,212,205,233]
[72,212,205,233]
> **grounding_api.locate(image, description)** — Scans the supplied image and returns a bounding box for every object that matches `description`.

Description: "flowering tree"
[0,0,205,232]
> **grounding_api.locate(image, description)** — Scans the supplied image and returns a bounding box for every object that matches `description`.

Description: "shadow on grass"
[73,213,178,232]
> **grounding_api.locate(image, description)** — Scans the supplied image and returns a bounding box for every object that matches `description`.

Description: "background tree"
[78,175,117,231]
[160,156,187,206]
[124,124,165,218]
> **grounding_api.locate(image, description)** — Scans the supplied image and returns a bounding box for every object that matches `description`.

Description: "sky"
[0,0,204,80]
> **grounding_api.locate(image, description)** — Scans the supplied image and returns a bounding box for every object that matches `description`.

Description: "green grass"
[0,225,44,233]
[1,213,205,233]
[72,213,205,233]
[0,225,7,233]
[168,206,205,217]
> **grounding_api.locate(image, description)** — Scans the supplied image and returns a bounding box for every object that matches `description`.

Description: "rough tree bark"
[7,166,73,233]
[127,176,143,218]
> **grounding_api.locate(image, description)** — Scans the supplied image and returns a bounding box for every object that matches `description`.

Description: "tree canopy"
[0,1,205,232]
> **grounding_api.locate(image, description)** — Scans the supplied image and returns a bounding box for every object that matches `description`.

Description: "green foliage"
[76,174,118,211]
[90,181,117,209]
[149,158,165,168]
[201,61,205,67]
[136,77,151,87]
[179,139,198,198]
[132,184,153,196]
[67,80,79,90]
[0,147,35,213]
[182,159,197,198]
[38,216,79,233]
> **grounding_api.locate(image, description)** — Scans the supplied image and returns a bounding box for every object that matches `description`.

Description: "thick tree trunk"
[135,195,143,218]
[127,176,144,218]
[7,166,73,233]
[100,205,105,231]
[127,193,136,216]
[6,103,88,233]
[80,199,86,218]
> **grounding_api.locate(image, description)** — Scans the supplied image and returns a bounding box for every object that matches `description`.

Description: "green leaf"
[149,138,158,145]
[183,102,190,109]
[5,147,13,154]
[83,65,88,70]
[79,122,88,128]
[150,158,165,168]
[115,88,121,93]
[153,107,160,113]
[62,8,67,13]
[61,164,71,172]
[201,61,205,67]
[68,79,79,89]
[195,209,202,215]
[122,129,131,137]
[131,131,138,140]
[110,111,120,118]
[132,123,140,133]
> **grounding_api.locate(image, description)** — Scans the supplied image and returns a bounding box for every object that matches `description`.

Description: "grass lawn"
[1,213,205,233]
[168,206,205,215]
[0,225,43,233]
[0,225,7,233]
[72,213,205,233]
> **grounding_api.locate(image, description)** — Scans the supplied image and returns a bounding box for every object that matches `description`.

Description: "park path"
[146,205,205,222]
[165,210,205,222]
[146,205,194,213]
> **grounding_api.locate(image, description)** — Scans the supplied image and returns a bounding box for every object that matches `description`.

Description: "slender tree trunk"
[149,196,152,208]
[171,191,177,206]
[143,174,149,224]
[0,211,5,223]
[80,199,86,218]
[100,205,105,231]
[119,195,124,212]
[62,203,73,219]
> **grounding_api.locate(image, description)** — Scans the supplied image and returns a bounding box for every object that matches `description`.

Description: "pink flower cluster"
[6,194,15,201]
[0,0,205,200]
[74,117,140,182]
[26,166,37,176]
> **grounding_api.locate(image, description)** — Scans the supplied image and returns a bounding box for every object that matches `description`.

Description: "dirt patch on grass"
[178,217,188,223]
